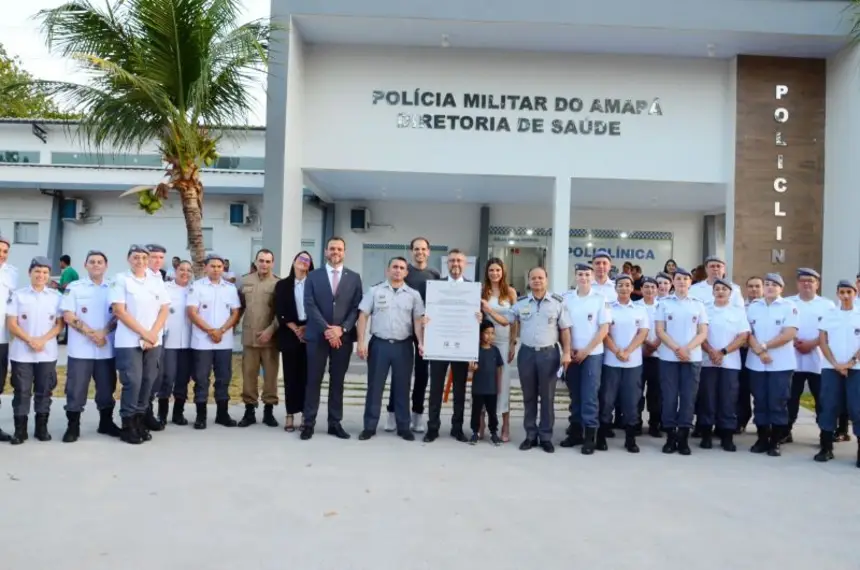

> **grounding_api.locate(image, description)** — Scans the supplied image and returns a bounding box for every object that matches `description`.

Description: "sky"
[1,0,272,124]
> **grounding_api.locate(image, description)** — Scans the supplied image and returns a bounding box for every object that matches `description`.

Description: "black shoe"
[469,433,479,445]
[120,416,142,445]
[358,429,375,441]
[540,440,555,453]
[648,423,663,438]
[214,401,237,427]
[634,423,644,436]
[300,425,314,440]
[750,426,770,453]
[605,427,616,439]
[62,411,81,443]
[450,428,468,443]
[97,407,122,437]
[143,406,164,431]
[662,429,677,454]
[856,440,860,468]
[720,429,737,452]
[835,432,851,443]
[560,423,584,448]
[262,404,279,427]
[692,425,702,439]
[581,427,597,455]
[398,430,415,441]
[135,414,152,441]
[490,433,502,446]
[677,428,692,455]
[781,429,794,444]
[157,398,170,426]
[814,430,834,463]
[699,426,713,449]
[327,423,351,439]
[767,425,784,457]
[0,425,11,443]
[34,413,52,442]
[519,438,538,451]
[596,424,610,451]
[194,403,207,430]
[624,426,640,453]
[10,416,28,445]
[237,404,257,427]
[423,429,438,443]
[172,399,188,426]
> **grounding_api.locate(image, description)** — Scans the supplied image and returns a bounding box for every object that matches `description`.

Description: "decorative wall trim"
[488,226,673,240]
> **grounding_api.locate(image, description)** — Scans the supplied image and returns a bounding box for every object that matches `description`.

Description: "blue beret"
[713,278,733,290]
[0,235,9,247]
[592,250,612,262]
[615,273,634,284]
[128,244,149,256]
[204,252,225,264]
[764,273,785,288]
[145,244,167,254]
[837,279,857,292]
[796,267,820,279]
[674,267,692,278]
[29,256,52,272]
[704,255,725,265]
[641,276,657,286]
[574,263,593,272]
[655,272,672,282]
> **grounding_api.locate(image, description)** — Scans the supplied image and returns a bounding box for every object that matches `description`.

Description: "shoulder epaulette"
[517,295,528,301]
[373,281,384,287]
[551,293,563,302]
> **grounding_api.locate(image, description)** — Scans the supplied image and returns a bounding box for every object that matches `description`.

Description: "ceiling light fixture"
[508,240,515,246]
[441,34,451,48]
[587,242,593,248]
[619,231,628,239]
[526,229,534,236]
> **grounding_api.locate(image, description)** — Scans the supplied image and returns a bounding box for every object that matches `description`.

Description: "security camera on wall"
[350,207,371,232]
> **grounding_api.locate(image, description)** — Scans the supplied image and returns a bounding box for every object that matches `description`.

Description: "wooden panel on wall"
[733,55,825,296]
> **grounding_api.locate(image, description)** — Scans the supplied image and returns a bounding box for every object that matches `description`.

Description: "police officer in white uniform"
[654,267,709,455]
[0,234,19,441]
[689,255,745,308]
[510,267,572,453]
[59,250,121,443]
[655,272,673,301]
[110,244,170,445]
[745,273,799,456]
[635,276,663,437]
[699,278,751,452]
[356,257,425,441]
[156,260,194,425]
[187,253,241,430]
[786,268,835,443]
[560,263,610,454]
[602,274,650,453]
[5,257,63,445]
[815,279,860,466]
[146,243,167,281]
[590,251,618,303]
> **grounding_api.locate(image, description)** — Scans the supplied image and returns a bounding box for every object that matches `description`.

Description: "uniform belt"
[522,344,557,352]
[372,336,410,344]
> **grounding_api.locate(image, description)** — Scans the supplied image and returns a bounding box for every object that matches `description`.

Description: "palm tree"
[33,0,274,274]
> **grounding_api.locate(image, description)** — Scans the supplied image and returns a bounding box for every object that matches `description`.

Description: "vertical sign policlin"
[772,85,789,264]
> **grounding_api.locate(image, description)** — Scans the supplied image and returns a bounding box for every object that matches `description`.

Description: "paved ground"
[0,401,858,570]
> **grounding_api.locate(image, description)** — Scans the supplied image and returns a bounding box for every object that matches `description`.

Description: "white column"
[550,176,571,294]
[723,57,738,279]
[822,43,860,294]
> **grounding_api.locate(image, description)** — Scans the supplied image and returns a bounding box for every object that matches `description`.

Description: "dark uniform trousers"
[388,334,429,415]
[639,356,662,425]
[565,354,602,429]
[749,370,792,428]
[518,345,560,443]
[427,360,469,434]
[304,340,353,427]
[192,349,232,404]
[660,361,701,429]
[365,337,413,432]
[818,369,860,436]
[157,348,193,400]
[698,367,739,431]
[11,361,58,417]
[64,357,117,413]
[737,347,753,428]
[0,343,8,411]
[116,347,162,419]
[789,371,821,427]
[282,348,308,416]
[600,365,642,427]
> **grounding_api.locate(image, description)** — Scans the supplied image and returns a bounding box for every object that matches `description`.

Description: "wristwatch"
[720,348,728,355]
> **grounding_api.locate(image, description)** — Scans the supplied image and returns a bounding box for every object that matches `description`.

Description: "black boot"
[781,426,794,444]
[34,413,52,442]
[677,427,692,455]
[194,403,207,430]
[262,404,278,427]
[10,416,28,445]
[624,426,640,453]
[143,405,164,432]
[720,429,737,452]
[560,422,584,448]
[648,417,662,438]
[813,430,834,463]
[596,424,610,451]
[662,428,677,454]
[97,406,121,437]
[214,401,237,427]
[157,398,170,426]
[172,399,188,426]
[767,425,784,457]
[581,427,597,455]
[750,425,770,453]
[692,424,702,438]
[856,440,860,468]
[120,416,142,445]
[237,404,257,427]
[699,426,713,449]
[0,424,11,443]
[136,414,152,441]
[62,411,81,443]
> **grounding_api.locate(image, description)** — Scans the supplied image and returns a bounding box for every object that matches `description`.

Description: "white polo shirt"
[110,271,170,349]
[689,280,745,309]
[164,280,193,350]
[634,299,660,353]
[702,303,750,370]
[604,299,649,368]
[148,267,164,281]
[819,306,860,371]
[745,297,800,372]
[0,263,19,344]
[187,277,240,350]
[655,294,709,362]
[60,278,114,360]
[591,278,618,303]
[787,294,836,374]
[6,285,62,363]
[562,288,611,355]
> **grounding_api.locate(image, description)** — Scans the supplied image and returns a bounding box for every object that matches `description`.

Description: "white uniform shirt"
[0,263,19,343]
[689,280,745,309]
[6,285,62,363]
[164,280,192,350]
[110,271,171,349]
[591,278,618,303]
[148,267,164,281]
[634,299,660,354]
[187,277,240,350]
[60,278,114,360]
[294,277,307,321]
[745,297,800,372]
[604,299,649,368]
[787,295,836,374]
[819,306,860,371]
[655,294,709,362]
[562,289,611,356]
[702,303,750,370]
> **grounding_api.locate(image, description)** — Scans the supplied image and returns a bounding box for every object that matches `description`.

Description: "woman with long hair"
[480,257,518,442]
[156,260,194,426]
[274,251,315,432]
[663,259,678,278]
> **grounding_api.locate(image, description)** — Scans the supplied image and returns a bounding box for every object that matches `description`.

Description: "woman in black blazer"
[275,251,315,432]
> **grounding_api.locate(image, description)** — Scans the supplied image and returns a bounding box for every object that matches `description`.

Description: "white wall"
[0,192,53,272]
[302,46,731,183]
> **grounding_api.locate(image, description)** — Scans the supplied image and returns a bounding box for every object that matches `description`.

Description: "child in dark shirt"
[469,320,504,445]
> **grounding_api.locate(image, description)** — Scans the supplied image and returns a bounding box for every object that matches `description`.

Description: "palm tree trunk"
[180,183,207,277]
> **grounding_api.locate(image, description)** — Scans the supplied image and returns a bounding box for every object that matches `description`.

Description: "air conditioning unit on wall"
[350,208,370,232]
[61,198,87,221]
[229,203,250,226]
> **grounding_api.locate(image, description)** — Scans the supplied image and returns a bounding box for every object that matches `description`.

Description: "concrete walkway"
[0,403,858,570]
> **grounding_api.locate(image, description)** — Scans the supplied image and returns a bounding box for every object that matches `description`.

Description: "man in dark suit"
[302,237,363,440]
[425,249,472,443]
